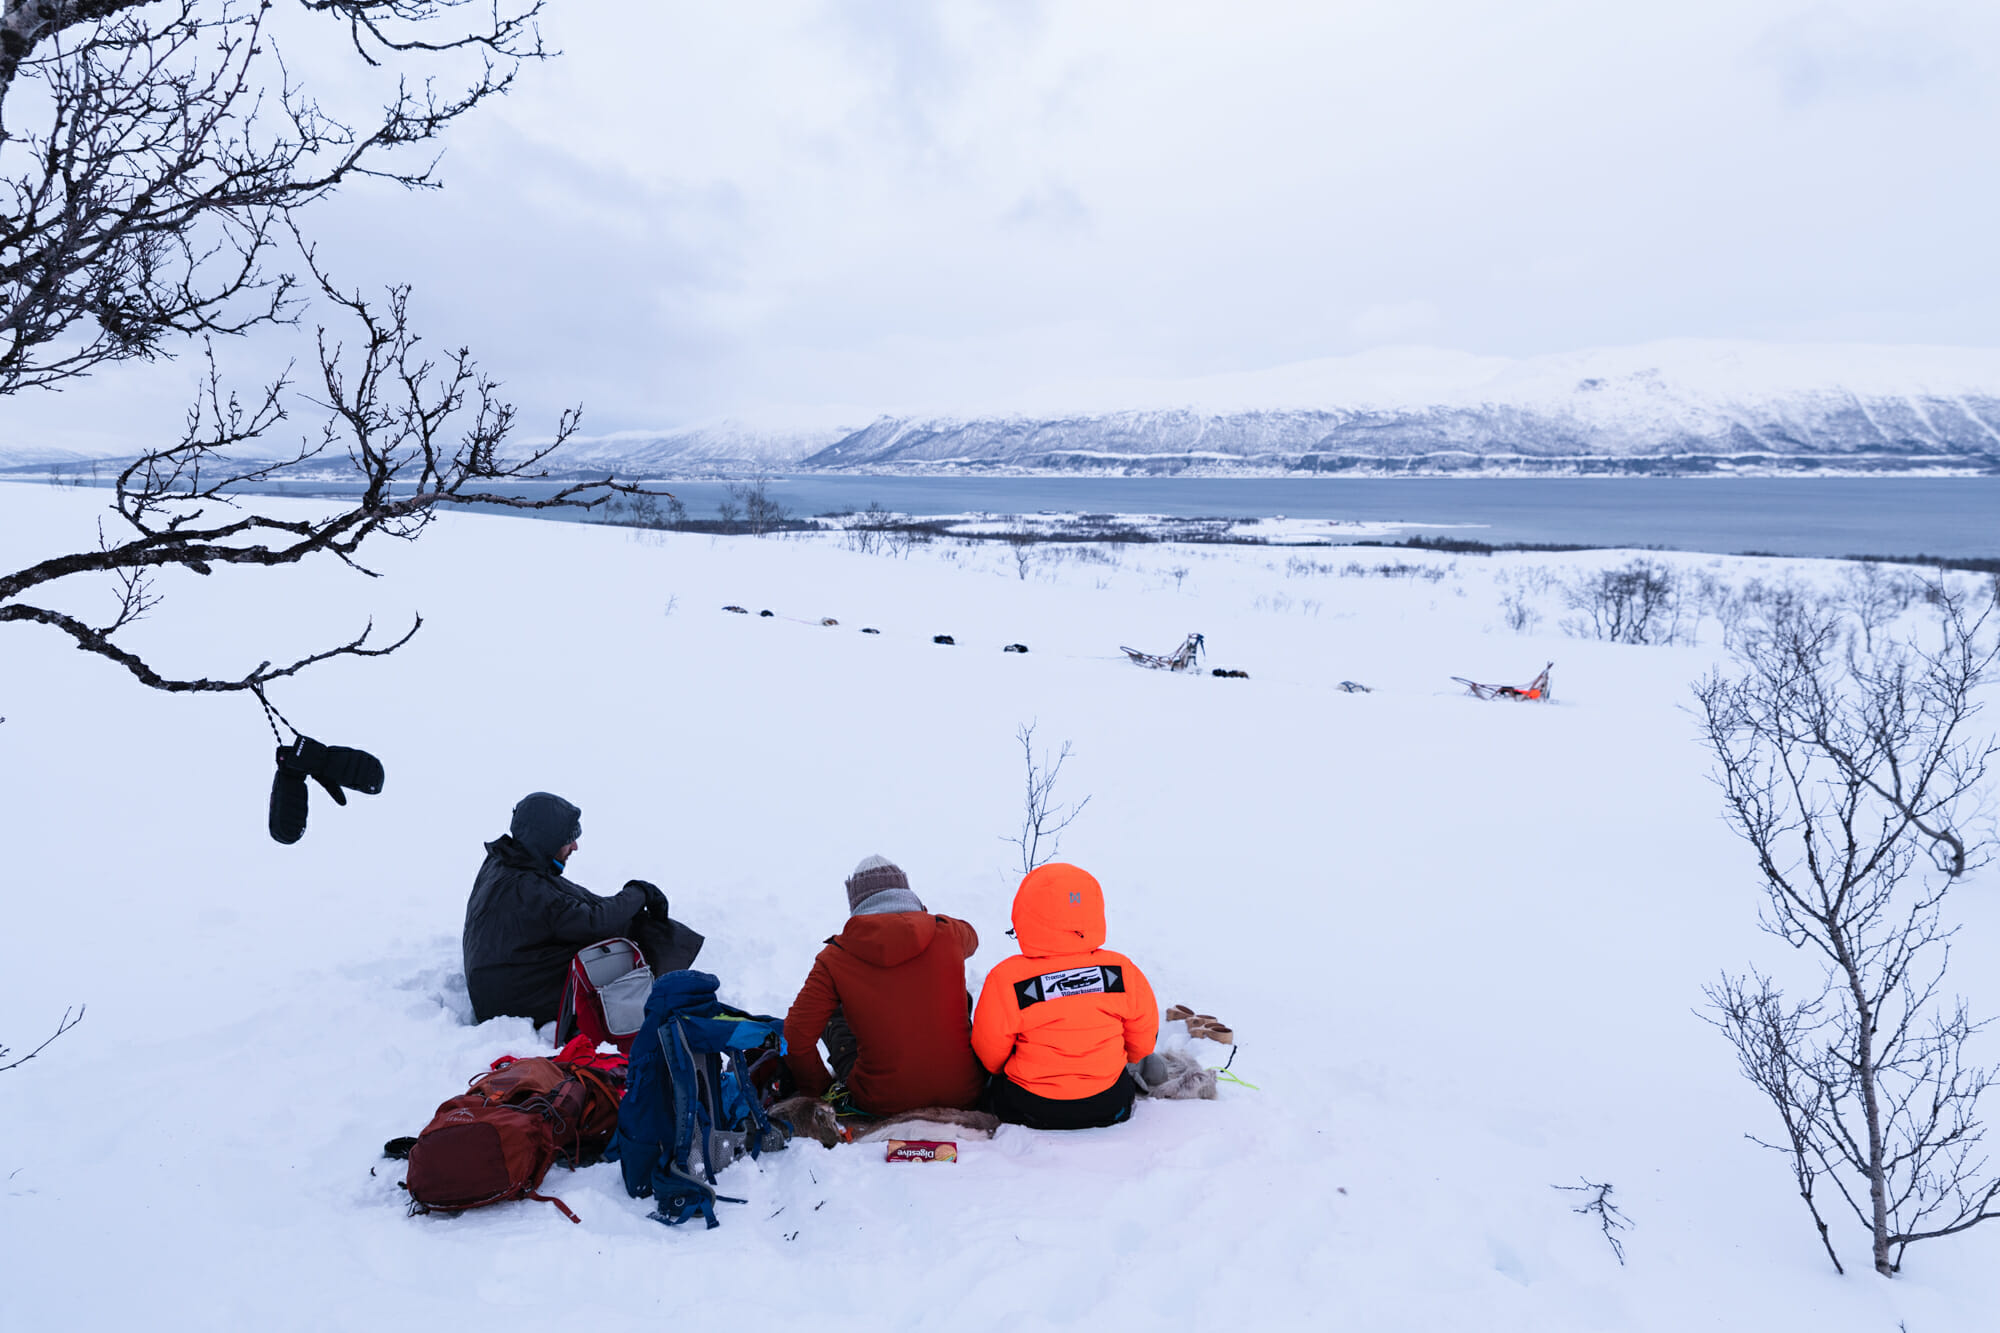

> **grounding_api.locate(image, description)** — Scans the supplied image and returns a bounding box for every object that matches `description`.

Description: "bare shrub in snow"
[1340,560,1446,582]
[1561,559,1685,645]
[1003,722,1092,875]
[1493,565,1555,633]
[608,493,664,527]
[1698,580,2000,1275]
[1039,544,1121,574]
[1717,574,1822,650]
[1005,526,1037,581]
[1553,1179,1631,1265]
[1834,562,1923,654]
[840,509,936,559]
[1504,564,1559,596]
[1500,589,1542,633]
[1684,568,1733,641]
[1253,592,1320,616]
[598,492,706,535]
[727,477,789,536]
[844,502,892,554]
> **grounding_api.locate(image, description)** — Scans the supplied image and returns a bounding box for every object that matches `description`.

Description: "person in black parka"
[463,791,705,1026]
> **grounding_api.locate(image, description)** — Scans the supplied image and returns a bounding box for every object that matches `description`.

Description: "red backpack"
[401,1055,624,1223]
[555,937,654,1053]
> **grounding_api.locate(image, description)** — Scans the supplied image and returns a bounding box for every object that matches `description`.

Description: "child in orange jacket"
[971,862,1159,1130]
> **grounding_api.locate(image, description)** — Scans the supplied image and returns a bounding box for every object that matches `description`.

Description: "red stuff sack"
[555,937,654,1054]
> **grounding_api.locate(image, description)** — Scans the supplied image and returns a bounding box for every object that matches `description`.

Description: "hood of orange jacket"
[1010,863,1106,958]
[831,910,938,969]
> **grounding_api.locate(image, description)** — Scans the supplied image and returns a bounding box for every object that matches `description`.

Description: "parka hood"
[509,792,581,866]
[833,911,938,969]
[1009,863,1107,957]
[485,834,549,874]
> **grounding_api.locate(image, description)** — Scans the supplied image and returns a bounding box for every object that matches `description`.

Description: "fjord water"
[617,476,2000,558]
[34,474,1992,557]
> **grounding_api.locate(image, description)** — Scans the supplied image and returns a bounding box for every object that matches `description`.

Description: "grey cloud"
[1753,4,1986,105]
[1004,180,1090,231]
[13,1,2000,455]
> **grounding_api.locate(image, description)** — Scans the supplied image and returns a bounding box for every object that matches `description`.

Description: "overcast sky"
[22,1,2000,450]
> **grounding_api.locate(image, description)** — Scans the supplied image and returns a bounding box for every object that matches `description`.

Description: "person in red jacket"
[782,855,987,1116]
[971,861,1159,1130]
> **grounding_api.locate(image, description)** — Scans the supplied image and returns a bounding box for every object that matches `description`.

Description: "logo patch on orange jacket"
[1013,965,1125,1008]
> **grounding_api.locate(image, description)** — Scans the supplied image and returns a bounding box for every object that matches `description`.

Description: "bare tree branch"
[1,0,549,394]
[0,1005,84,1073]
[2,260,665,693]
[0,600,418,690]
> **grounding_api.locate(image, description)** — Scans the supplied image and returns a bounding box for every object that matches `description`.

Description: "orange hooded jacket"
[971,863,1158,1100]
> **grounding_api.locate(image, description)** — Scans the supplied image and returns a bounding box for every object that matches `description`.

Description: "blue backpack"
[615,970,791,1228]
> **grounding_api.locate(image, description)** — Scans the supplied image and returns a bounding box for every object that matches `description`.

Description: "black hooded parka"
[463,835,658,1025]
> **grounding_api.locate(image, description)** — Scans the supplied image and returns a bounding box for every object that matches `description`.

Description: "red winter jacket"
[783,912,986,1115]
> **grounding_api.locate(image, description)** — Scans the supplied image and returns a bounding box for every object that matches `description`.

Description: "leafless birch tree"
[1562,558,1686,645]
[1699,578,2000,1275]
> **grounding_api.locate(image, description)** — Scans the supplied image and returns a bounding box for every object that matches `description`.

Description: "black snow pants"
[984,1070,1136,1130]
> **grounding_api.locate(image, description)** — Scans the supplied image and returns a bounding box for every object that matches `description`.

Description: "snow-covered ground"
[3,485,1996,1331]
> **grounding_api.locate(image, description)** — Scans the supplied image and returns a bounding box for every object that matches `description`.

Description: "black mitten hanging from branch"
[255,684,385,845]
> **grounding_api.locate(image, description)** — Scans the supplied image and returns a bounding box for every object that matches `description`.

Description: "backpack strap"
[733,1042,783,1160]
[525,1190,581,1224]
[692,1043,725,1183]
[660,1016,701,1181]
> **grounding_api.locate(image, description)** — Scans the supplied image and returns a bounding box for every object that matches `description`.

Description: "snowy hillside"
[3,486,1998,1330]
[0,447,121,474]
[575,342,2000,477]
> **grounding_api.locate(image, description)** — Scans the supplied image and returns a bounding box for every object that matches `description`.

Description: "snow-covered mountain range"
[9,341,2000,477]
[547,342,2000,477]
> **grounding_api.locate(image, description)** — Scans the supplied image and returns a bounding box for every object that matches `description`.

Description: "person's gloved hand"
[627,879,670,919]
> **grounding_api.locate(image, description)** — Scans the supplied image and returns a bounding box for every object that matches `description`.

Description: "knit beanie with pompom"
[845,854,924,915]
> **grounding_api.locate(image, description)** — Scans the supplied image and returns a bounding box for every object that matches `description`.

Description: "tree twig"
[0,1005,85,1074]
